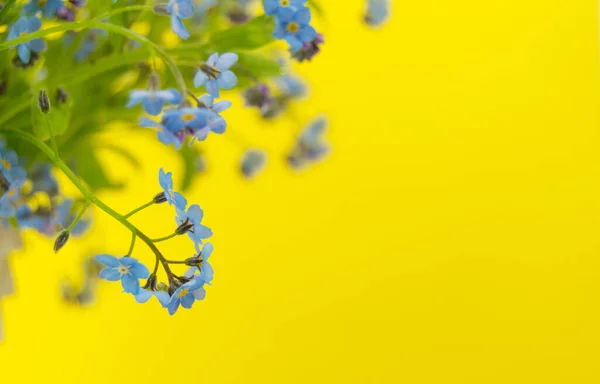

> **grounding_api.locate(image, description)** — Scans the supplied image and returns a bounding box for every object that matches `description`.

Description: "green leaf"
[208,15,276,52]
[72,148,124,191]
[30,90,72,141]
[236,52,283,80]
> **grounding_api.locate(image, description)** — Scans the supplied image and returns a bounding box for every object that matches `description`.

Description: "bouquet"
[0,0,389,337]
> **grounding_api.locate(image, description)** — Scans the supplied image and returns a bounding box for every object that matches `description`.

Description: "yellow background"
[1,1,600,382]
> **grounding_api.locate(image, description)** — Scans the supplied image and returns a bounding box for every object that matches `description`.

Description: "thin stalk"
[66,200,91,232]
[124,200,154,219]
[151,233,178,243]
[5,130,176,283]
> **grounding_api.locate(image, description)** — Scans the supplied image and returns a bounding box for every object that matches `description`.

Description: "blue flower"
[241,149,267,179]
[158,168,187,210]
[167,0,195,39]
[184,242,214,285]
[0,185,20,218]
[365,0,389,27]
[272,7,317,52]
[96,255,150,295]
[192,94,231,141]
[276,75,306,98]
[166,277,206,315]
[22,0,64,18]
[127,89,182,116]
[176,204,212,252]
[162,106,212,133]
[287,116,330,169]
[7,16,46,64]
[263,0,307,17]
[194,52,238,98]
[139,117,186,149]
[135,289,171,306]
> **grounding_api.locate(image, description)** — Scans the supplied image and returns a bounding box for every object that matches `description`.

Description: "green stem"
[5,130,176,283]
[66,200,91,232]
[126,230,136,256]
[45,117,59,155]
[151,233,178,243]
[0,0,16,22]
[124,200,154,219]
[0,6,187,94]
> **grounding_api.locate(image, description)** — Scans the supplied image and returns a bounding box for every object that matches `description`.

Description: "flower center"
[1,159,11,170]
[182,113,195,122]
[19,31,27,37]
[287,22,300,33]
[178,288,189,298]
[200,64,221,80]
[7,188,15,197]
[280,0,290,6]
[38,0,47,6]
[117,264,130,275]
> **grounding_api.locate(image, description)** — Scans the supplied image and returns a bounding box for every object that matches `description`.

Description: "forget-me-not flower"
[128,89,182,116]
[96,255,150,295]
[272,7,317,52]
[158,168,187,210]
[135,288,171,306]
[7,16,46,64]
[139,117,186,149]
[21,0,64,18]
[263,0,307,17]
[194,52,238,98]
[167,0,195,39]
[287,116,330,169]
[364,0,390,27]
[241,149,267,179]
[176,204,212,252]
[162,106,212,133]
[185,242,214,285]
[166,277,206,315]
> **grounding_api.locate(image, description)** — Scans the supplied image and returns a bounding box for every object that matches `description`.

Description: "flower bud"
[143,274,158,290]
[152,4,168,15]
[153,192,167,204]
[168,280,182,295]
[56,88,69,104]
[156,282,169,292]
[54,230,70,253]
[38,89,51,114]
[176,219,193,235]
[184,256,203,267]
[148,73,160,91]
[0,172,10,194]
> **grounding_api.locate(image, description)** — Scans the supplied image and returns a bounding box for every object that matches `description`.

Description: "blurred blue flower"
[287,116,330,169]
[272,7,316,52]
[241,149,267,179]
[166,277,206,315]
[7,16,46,64]
[263,0,306,17]
[55,199,91,237]
[176,204,212,252]
[158,168,187,210]
[162,107,212,133]
[194,52,238,98]
[127,89,182,116]
[22,0,64,18]
[96,255,150,295]
[167,0,195,39]
[276,75,306,98]
[365,0,389,27]
[139,117,186,149]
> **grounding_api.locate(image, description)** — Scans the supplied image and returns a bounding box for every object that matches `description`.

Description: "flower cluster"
[287,116,330,170]
[0,0,387,322]
[1,144,91,239]
[96,169,214,315]
[264,0,323,60]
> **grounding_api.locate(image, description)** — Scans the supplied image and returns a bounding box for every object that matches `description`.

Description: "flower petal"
[130,262,150,279]
[194,71,208,88]
[216,52,238,71]
[180,293,195,308]
[96,254,119,267]
[217,71,238,90]
[99,267,121,281]
[121,274,140,294]
[135,289,153,304]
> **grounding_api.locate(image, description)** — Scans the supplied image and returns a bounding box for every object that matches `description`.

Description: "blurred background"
[1,1,600,382]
